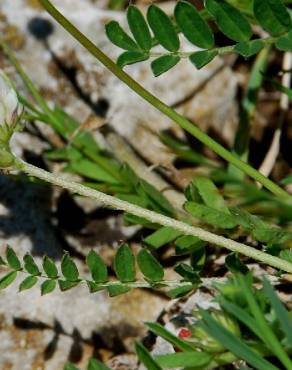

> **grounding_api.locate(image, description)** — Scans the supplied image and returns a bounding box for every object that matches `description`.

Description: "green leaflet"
[43,256,58,278]
[205,0,252,42]
[135,342,162,370]
[151,55,180,77]
[19,276,38,292]
[138,180,175,216]
[175,235,206,255]
[127,6,152,51]
[184,201,238,229]
[225,253,249,274]
[235,39,265,57]
[0,271,17,290]
[253,0,292,36]
[144,226,182,249]
[86,250,108,283]
[155,352,211,368]
[280,249,292,263]
[137,249,164,282]
[58,280,79,291]
[147,5,180,52]
[189,50,218,69]
[275,30,292,51]
[66,159,119,184]
[166,283,194,298]
[6,246,21,270]
[174,263,200,283]
[105,21,138,50]
[107,284,130,297]
[114,244,136,282]
[193,176,230,213]
[23,254,40,276]
[61,254,79,282]
[117,51,149,68]
[41,279,57,295]
[175,1,214,49]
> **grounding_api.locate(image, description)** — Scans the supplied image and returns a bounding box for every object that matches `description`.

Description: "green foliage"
[174,1,214,49]
[137,274,292,370]
[105,0,292,75]
[253,0,292,36]
[205,0,252,42]
[147,5,179,52]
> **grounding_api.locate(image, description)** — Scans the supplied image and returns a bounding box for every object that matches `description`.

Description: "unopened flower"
[0,71,22,128]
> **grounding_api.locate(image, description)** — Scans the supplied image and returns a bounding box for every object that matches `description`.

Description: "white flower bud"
[0,71,22,127]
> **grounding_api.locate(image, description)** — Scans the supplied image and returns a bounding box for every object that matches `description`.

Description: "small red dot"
[178,328,192,339]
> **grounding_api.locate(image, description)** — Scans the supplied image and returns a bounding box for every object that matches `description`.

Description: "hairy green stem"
[39,0,290,199]
[13,158,292,273]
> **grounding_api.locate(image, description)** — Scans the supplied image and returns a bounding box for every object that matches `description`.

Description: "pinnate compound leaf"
[117,51,149,68]
[135,342,162,370]
[205,0,252,42]
[155,352,211,368]
[137,249,164,282]
[184,202,238,229]
[6,246,21,270]
[86,250,108,283]
[151,55,180,77]
[253,0,292,36]
[275,30,292,51]
[105,21,138,50]
[127,6,152,51]
[61,254,79,281]
[114,244,136,282]
[145,322,194,352]
[189,50,218,69]
[235,39,265,57]
[175,1,214,49]
[144,226,182,249]
[43,256,58,278]
[87,358,111,370]
[19,276,38,292]
[23,254,40,276]
[41,279,57,295]
[107,284,130,297]
[0,271,17,290]
[147,5,179,52]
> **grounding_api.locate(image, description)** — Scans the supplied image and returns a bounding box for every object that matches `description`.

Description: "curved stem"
[39,0,290,199]
[13,158,292,273]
